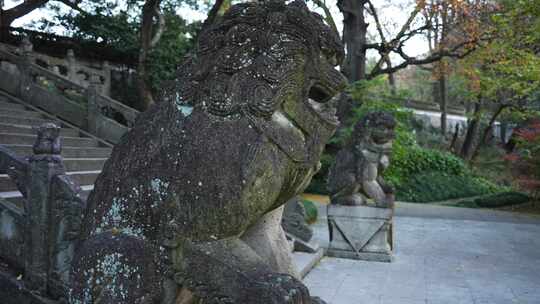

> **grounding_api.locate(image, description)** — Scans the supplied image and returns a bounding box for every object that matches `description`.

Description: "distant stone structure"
[0,37,140,144]
[282,198,313,243]
[327,112,396,262]
[0,36,112,96]
[71,1,346,303]
[282,197,321,253]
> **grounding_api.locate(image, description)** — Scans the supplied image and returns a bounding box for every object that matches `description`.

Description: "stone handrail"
[0,124,85,300]
[0,38,139,144]
[0,40,111,96]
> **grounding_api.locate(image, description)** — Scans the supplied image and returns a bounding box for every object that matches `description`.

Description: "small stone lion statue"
[70,1,346,304]
[327,111,396,208]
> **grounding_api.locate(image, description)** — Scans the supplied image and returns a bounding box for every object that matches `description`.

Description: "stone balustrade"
[0,37,111,96]
[0,37,139,144]
[0,123,85,300]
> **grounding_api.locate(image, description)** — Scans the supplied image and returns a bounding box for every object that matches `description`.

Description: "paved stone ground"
[304,203,540,304]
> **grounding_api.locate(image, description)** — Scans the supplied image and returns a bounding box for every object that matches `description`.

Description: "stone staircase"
[0,93,112,208]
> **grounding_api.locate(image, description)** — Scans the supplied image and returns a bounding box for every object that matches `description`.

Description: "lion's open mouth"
[307,83,339,125]
[309,83,333,103]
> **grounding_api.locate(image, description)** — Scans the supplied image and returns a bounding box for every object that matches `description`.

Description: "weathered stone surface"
[71,1,345,303]
[327,111,396,208]
[0,198,25,267]
[241,206,300,279]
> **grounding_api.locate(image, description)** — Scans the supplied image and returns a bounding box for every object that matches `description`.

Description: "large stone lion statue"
[70,1,346,303]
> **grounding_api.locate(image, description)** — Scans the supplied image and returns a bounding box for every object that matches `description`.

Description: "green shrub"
[305,153,334,195]
[302,200,319,224]
[395,171,500,203]
[455,192,530,208]
[385,147,467,186]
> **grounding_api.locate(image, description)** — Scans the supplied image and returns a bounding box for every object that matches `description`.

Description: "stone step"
[3,144,112,158]
[67,170,101,186]
[0,133,99,147]
[0,176,16,192]
[0,109,43,119]
[0,171,98,192]
[0,185,93,209]
[64,158,107,172]
[0,115,57,127]
[293,249,325,279]
[0,100,26,111]
[0,122,79,137]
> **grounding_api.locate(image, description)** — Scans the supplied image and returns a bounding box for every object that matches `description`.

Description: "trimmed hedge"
[384,146,467,186]
[302,200,319,224]
[395,171,499,203]
[455,192,530,208]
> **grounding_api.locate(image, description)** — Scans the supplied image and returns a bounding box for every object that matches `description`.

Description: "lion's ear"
[288,0,309,11]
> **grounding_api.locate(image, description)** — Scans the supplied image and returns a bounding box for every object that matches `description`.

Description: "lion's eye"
[322,51,338,66]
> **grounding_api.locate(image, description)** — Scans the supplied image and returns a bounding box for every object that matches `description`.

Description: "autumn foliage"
[505,120,540,198]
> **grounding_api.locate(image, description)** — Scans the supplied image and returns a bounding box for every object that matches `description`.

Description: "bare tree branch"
[366,0,386,43]
[2,0,49,25]
[2,0,86,26]
[367,38,481,78]
[56,0,85,14]
[201,0,225,32]
[370,2,425,75]
[150,6,165,48]
[312,0,340,39]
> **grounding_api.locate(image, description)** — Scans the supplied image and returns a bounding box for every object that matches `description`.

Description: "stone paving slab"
[304,214,540,304]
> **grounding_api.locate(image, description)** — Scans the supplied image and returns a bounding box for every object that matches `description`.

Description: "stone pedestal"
[327,205,394,262]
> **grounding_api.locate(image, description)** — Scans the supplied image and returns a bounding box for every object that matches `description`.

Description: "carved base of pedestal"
[327,204,394,263]
[0,270,58,304]
[326,249,393,262]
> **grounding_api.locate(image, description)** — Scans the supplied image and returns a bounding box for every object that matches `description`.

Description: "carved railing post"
[24,123,65,292]
[48,162,85,299]
[17,36,34,99]
[51,65,61,75]
[86,74,101,135]
[14,123,85,299]
[66,49,77,83]
[102,60,111,96]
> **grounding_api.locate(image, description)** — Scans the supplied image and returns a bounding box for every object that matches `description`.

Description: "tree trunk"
[500,121,508,143]
[1,0,49,37]
[336,0,368,125]
[449,123,460,153]
[137,0,163,111]
[0,10,8,42]
[439,72,447,135]
[338,0,368,82]
[385,57,397,95]
[471,105,507,161]
[460,101,481,160]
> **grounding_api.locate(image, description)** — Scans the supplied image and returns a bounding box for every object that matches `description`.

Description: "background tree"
[329,0,490,124]
[456,0,540,160]
[0,0,85,40]
[35,0,199,110]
